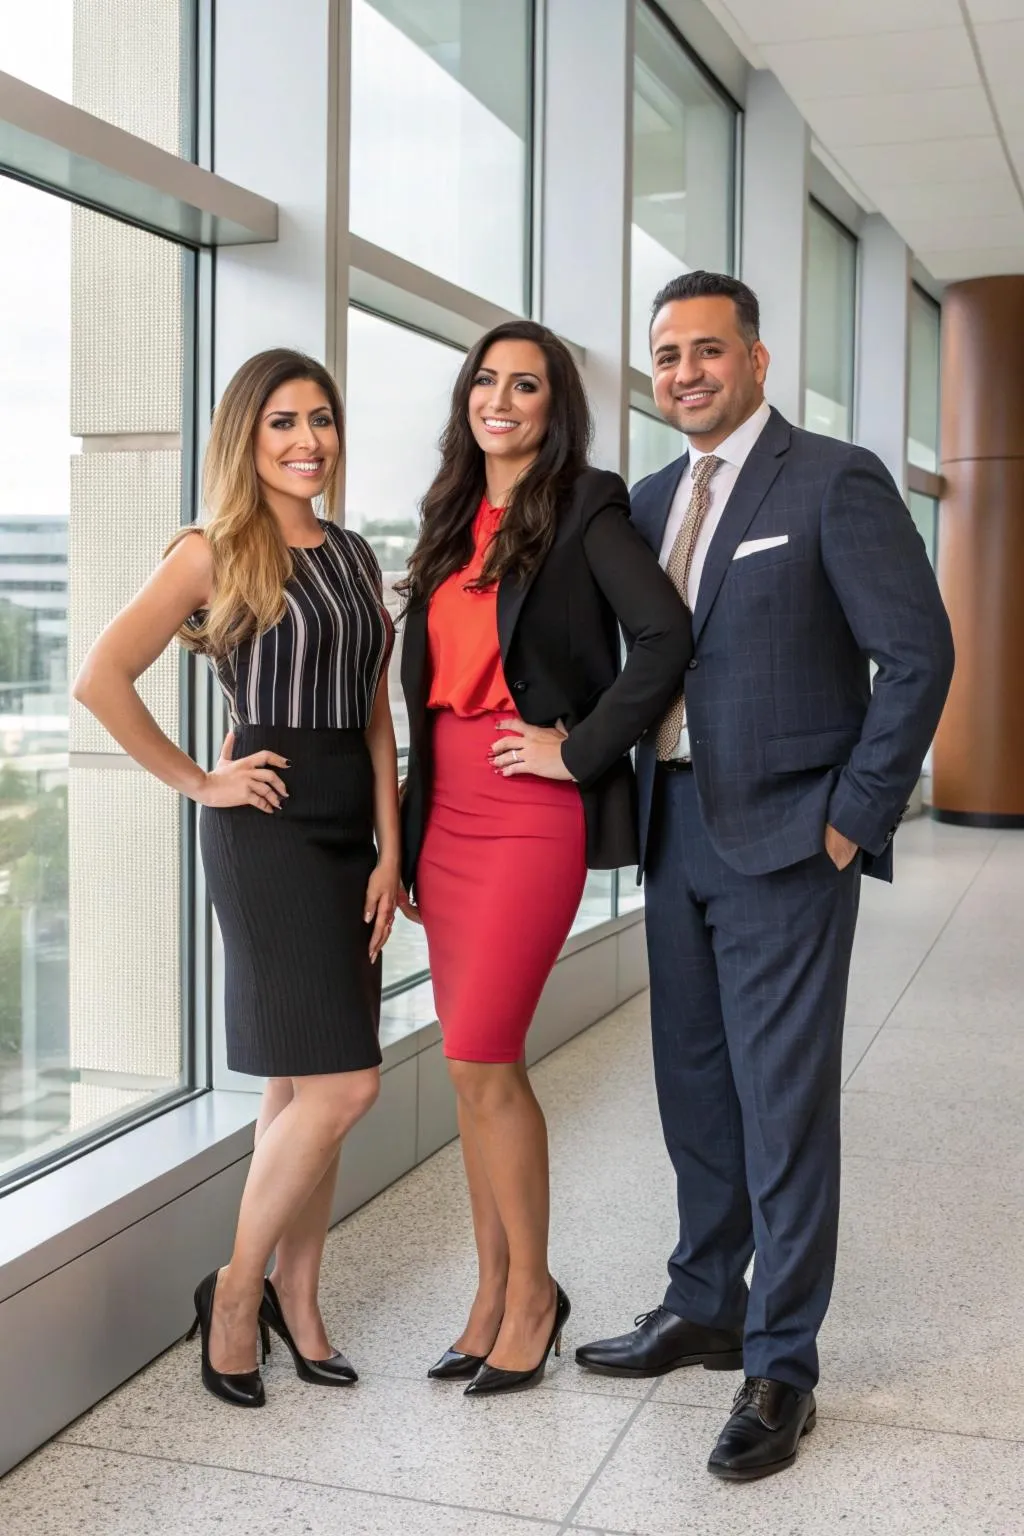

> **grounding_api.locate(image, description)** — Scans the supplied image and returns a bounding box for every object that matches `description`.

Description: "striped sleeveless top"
[197,523,394,730]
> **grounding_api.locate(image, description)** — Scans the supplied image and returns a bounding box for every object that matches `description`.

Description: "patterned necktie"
[655,453,723,761]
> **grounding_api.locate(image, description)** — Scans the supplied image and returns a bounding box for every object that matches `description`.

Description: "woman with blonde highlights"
[74,349,399,1408]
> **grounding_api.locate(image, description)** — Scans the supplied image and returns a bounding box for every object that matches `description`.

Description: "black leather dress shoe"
[574,1307,743,1378]
[708,1377,816,1481]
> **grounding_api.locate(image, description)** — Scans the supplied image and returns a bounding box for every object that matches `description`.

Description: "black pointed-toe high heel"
[186,1269,266,1408]
[259,1277,358,1385]
[464,1283,571,1397]
[427,1347,488,1381]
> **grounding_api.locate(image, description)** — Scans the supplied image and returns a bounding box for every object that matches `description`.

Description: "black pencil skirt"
[200,724,383,1078]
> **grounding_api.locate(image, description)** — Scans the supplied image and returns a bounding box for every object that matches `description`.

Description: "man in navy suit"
[576,272,954,1480]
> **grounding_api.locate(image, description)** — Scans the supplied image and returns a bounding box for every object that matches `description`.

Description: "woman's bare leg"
[452,1094,509,1356]
[449,1058,556,1372]
[208,1068,378,1373]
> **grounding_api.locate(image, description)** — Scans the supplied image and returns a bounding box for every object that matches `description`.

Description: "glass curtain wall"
[349,0,533,312]
[346,4,536,994]
[907,288,942,571]
[804,200,858,441]
[0,4,196,1185]
[0,0,748,1166]
[908,287,941,474]
[0,0,194,155]
[628,409,683,486]
[630,1,736,373]
[628,2,736,524]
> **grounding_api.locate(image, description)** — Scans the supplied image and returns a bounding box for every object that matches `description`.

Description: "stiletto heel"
[464,1283,571,1397]
[259,1318,271,1364]
[259,1277,357,1386]
[189,1270,265,1409]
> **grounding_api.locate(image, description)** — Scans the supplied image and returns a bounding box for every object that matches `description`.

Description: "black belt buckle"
[659,757,692,773]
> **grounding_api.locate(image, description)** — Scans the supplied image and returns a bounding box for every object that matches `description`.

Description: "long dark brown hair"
[400,320,592,602]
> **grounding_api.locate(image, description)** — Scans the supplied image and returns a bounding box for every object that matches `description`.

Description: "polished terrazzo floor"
[1,817,1022,1535]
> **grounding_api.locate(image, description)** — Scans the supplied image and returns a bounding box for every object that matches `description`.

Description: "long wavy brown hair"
[399,320,592,603]
[171,349,344,656]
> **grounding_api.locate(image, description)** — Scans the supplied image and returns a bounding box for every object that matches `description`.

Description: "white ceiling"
[703,0,1024,281]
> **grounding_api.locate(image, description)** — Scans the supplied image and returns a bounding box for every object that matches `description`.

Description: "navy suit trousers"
[645,768,861,1391]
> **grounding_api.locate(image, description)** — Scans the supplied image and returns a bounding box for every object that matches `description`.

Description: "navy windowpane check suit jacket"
[630,407,955,882]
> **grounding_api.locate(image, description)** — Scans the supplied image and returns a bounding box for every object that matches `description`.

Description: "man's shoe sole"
[707,1409,817,1482]
[574,1347,743,1378]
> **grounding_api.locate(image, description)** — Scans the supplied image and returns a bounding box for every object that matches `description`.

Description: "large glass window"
[804,201,857,442]
[0,175,191,1185]
[345,308,463,761]
[908,287,941,473]
[909,491,939,572]
[631,1,737,373]
[345,309,464,993]
[629,408,683,487]
[0,1,195,159]
[349,0,532,311]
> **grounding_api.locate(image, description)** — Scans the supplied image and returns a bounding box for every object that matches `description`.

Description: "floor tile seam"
[555,1379,661,1534]
[48,1438,567,1527]
[617,1397,1024,1447]
[844,836,1002,1084]
[275,1363,650,1405]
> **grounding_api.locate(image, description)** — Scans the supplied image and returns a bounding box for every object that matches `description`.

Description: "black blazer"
[400,466,693,893]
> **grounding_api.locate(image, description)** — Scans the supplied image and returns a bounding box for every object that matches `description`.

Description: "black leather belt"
[658,758,693,773]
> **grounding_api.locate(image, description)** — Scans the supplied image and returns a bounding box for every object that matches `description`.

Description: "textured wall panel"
[71,211,184,436]
[68,1082,152,1135]
[73,0,185,156]
[68,764,181,1080]
[69,451,182,754]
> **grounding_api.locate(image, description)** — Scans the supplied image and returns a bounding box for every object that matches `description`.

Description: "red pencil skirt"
[416,710,587,1063]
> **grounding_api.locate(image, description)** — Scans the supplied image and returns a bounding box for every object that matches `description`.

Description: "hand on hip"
[489,719,575,781]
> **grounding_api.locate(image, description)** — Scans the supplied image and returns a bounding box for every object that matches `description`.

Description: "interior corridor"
[1,817,1021,1535]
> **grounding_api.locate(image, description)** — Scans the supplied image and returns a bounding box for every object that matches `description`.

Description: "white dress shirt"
[658,398,772,759]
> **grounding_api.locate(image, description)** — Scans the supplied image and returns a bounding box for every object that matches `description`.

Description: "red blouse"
[426,497,515,716]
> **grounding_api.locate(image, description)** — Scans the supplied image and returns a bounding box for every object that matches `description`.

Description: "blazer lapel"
[632,455,689,555]
[497,562,542,659]
[399,596,431,748]
[691,409,792,640]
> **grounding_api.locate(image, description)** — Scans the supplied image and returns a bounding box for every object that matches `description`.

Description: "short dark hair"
[649,271,760,345]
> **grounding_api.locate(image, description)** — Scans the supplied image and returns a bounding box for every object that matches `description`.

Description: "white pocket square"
[733,535,789,560]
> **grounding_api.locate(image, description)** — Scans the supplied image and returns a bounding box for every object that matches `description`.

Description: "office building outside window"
[804,200,858,442]
[0,179,191,1187]
[631,0,737,373]
[349,0,533,312]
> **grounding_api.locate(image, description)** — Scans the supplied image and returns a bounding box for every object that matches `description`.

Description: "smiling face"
[650,295,770,451]
[253,377,341,509]
[467,339,552,479]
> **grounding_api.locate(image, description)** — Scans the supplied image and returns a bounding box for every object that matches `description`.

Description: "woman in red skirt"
[398,320,692,1395]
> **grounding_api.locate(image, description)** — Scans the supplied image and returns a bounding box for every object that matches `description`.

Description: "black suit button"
[512,680,527,693]
[688,659,698,670]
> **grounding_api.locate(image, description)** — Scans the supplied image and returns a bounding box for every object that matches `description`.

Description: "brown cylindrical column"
[932,275,1024,828]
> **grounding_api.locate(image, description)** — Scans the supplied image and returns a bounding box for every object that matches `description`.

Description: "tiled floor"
[2,818,1022,1535]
